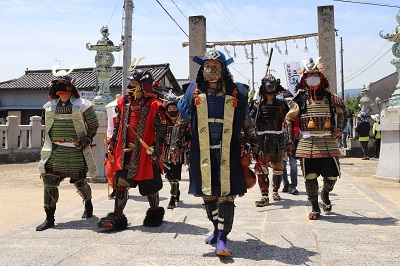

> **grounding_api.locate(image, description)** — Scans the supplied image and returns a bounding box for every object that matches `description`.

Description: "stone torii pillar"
[318,5,337,94]
[86,26,122,181]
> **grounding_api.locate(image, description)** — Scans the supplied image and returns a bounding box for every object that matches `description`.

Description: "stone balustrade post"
[30,116,42,148]
[6,116,19,149]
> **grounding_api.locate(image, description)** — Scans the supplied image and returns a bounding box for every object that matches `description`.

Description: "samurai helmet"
[298,57,325,76]
[259,74,285,96]
[48,64,80,99]
[193,49,234,67]
[126,68,155,95]
[162,89,182,108]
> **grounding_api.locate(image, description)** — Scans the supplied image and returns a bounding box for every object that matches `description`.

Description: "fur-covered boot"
[98,212,128,230]
[143,207,165,227]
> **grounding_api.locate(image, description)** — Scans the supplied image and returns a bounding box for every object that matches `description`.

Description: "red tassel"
[194,88,201,105]
[232,88,238,108]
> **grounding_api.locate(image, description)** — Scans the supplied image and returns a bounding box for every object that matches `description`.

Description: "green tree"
[344,95,360,118]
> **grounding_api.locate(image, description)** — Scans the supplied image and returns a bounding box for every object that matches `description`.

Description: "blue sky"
[0,0,399,92]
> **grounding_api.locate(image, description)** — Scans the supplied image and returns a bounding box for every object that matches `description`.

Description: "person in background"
[355,112,371,160]
[341,120,351,149]
[371,114,381,159]
[282,116,300,195]
[161,90,190,209]
[37,71,99,231]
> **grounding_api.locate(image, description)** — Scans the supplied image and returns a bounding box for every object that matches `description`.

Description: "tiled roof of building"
[0,64,181,92]
[176,78,190,88]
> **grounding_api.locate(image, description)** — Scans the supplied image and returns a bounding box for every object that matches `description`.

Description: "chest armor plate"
[258,104,283,131]
[300,100,332,132]
[127,101,142,142]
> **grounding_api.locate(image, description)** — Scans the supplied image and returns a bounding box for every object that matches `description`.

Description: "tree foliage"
[344,95,360,118]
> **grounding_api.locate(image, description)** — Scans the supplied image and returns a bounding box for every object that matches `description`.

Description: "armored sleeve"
[154,105,167,145]
[242,113,259,147]
[82,105,99,139]
[109,105,121,149]
[285,102,300,143]
[335,106,345,131]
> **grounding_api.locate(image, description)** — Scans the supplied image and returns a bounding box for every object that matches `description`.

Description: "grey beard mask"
[203,66,222,82]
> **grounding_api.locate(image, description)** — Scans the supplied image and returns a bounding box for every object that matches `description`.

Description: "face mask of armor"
[54,83,69,93]
[203,66,222,83]
[306,76,321,87]
[126,84,143,99]
[167,110,179,118]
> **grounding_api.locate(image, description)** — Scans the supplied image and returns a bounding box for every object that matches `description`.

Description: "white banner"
[80,91,96,102]
[284,62,301,97]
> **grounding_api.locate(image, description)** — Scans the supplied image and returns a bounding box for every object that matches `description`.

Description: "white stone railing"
[0,115,44,150]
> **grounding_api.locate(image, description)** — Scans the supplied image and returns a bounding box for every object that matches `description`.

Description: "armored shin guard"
[272,173,283,192]
[217,201,234,233]
[42,173,61,209]
[176,183,180,202]
[257,174,269,194]
[204,198,218,244]
[321,177,337,212]
[114,189,129,213]
[305,178,319,202]
[168,181,179,209]
[74,179,93,218]
[169,180,179,196]
[147,192,160,209]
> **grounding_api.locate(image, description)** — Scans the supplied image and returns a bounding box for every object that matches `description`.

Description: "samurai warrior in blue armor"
[176,50,259,256]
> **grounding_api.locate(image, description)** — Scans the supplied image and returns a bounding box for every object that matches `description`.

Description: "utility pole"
[250,43,256,96]
[340,37,344,101]
[122,0,134,95]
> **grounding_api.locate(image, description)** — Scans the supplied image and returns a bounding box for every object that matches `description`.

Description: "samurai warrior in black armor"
[253,75,288,206]
[37,69,99,231]
[161,90,190,209]
[98,69,167,230]
[285,57,345,220]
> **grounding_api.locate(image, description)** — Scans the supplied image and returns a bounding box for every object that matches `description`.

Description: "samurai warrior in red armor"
[285,57,345,220]
[37,71,99,231]
[161,90,190,209]
[253,75,289,207]
[98,69,167,229]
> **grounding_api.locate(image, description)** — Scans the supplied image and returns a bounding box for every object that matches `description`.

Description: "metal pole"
[251,43,255,96]
[122,0,134,95]
[340,37,344,100]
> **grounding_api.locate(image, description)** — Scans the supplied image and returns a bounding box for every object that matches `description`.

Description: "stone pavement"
[0,159,399,265]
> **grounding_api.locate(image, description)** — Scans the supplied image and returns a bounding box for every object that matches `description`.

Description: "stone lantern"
[86,26,122,181]
[375,11,400,182]
[86,25,122,112]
